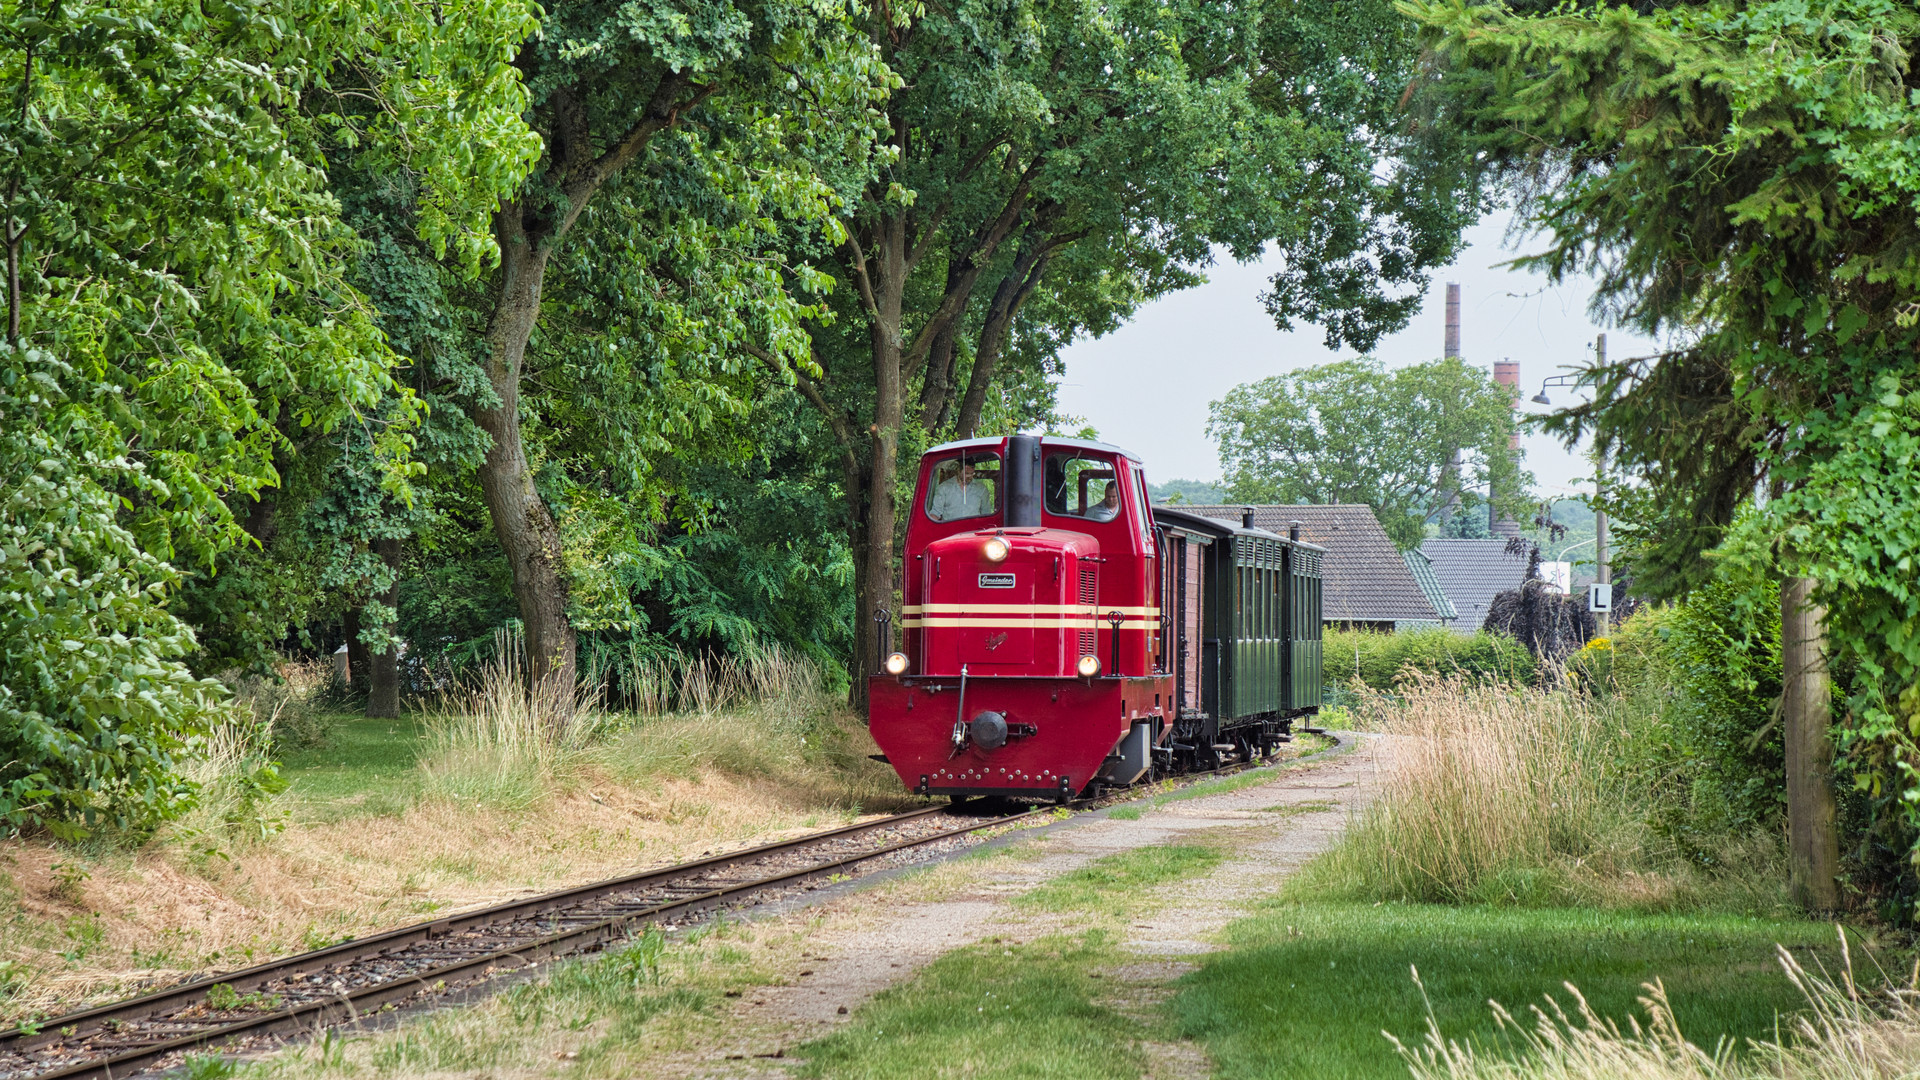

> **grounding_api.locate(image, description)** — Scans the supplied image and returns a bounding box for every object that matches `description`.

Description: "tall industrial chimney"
[1489,357,1524,538]
[1439,282,1465,522]
[1493,358,1521,450]
[1444,282,1461,359]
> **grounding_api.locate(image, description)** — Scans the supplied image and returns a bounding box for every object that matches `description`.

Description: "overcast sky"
[1052,216,1660,501]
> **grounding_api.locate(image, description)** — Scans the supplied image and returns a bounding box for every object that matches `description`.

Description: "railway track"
[0,741,1331,1080]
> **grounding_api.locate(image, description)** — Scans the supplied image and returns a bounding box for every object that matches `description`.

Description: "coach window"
[925,451,1000,522]
[1044,454,1122,521]
[1238,566,1249,637]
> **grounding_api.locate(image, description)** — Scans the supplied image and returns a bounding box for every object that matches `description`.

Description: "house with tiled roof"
[1419,537,1535,634]
[1400,547,1458,632]
[1183,504,1439,631]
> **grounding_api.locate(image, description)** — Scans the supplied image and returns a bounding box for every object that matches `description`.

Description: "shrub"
[1292,677,1785,911]
[1661,576,1785,834]
[1582,585,1784,842]
[225,660,336,752]
[1323,627,1540,692]
[1,349,221,839]
[1399,944,1920,1080]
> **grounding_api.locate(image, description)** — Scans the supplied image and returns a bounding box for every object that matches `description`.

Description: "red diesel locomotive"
[868,434,1325,801]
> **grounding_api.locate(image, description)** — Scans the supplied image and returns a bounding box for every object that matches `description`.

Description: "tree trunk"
[847,217,909,714]
[473,216,577,723]
[1782,574,1840,912]
[367,537,403,719]
[955,245,1053,439]
[916,320,962,431]
[343,607,370,691]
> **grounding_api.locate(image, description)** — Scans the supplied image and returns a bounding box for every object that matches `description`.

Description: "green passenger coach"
[1151,505,1325,770]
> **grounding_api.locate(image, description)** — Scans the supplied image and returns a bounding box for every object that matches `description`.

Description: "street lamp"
[1532,373,1581,405]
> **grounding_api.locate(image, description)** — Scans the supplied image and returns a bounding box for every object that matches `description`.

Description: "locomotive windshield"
[1044,453,1121,521]
[925,450,1000,522]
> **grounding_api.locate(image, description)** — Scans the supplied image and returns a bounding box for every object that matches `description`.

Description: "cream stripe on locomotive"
[901,616,1159,629]
[901,604,1160,616]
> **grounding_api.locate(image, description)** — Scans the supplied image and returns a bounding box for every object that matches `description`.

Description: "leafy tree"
[1207,358,1530,548]
[456,0,892,717]
[1149,479,1230,506]
[784,0,1484,705]
[1403,0,1920,908]
[1,349,220,838]
[0,0,536,834]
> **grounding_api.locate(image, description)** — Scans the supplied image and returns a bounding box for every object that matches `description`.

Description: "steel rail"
[6,738,1332,1080]
[16,806,1044,1080]
[2,804,987,1080]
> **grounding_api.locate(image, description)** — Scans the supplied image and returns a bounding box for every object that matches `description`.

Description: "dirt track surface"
[695,734,1394,1075]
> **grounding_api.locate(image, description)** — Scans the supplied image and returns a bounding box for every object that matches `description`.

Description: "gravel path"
[698,734,1394,1075]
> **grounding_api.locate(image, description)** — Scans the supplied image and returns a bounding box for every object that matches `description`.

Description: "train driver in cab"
[1087,481,1121,522]
[928,457,995,521]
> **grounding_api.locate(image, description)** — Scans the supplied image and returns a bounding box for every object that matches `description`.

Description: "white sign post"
[1588,582,1613,612]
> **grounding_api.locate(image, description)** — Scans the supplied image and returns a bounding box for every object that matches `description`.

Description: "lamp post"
[1532,334,1612,634]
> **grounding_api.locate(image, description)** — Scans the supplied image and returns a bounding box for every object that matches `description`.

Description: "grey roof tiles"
[1402,547,1458,622]
[1419,537,1534,634]
[1181,504,1440,624]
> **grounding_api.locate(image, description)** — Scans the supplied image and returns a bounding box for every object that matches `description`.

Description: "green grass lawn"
[799,930,1143,1080]
[275,714,424,821]
[1016,843,1225,917]
[1173,901,1845,1080]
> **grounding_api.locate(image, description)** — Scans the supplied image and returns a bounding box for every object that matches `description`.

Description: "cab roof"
[925,434,1144,463]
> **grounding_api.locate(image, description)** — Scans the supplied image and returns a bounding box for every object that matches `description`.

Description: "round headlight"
[885,652,909,675]
[1076,654,1101,678]
[982,537,1010,562]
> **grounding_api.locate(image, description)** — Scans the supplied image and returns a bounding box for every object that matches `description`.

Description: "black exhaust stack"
[1005,434,1042,527]
[1241,506,1256,529]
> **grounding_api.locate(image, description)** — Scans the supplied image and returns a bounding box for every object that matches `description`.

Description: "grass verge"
[0,648,910,1023]
[798,931,1143,1080]
[260,919,781,1079]
[1172,901,1845,1080]
[1016,843,1226,917]
[1399,935,1920,1079]
[1293,678,1784,912]
[277,717,423,822]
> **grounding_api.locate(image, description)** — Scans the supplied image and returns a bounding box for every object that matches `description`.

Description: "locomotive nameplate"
[977,572,1016,589]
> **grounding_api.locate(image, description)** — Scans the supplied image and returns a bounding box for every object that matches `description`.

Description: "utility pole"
[1593,333,1611,636]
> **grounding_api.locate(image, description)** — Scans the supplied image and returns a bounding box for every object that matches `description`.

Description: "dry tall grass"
[1397,932,1920,1079]
[1297,677,1783,910]
[417,636,608,812]
[418,635,886,811]
[0,639,908,1022]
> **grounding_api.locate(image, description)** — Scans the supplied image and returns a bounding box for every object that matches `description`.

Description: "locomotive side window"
[925,451,1000,522]
[1044,453,1121,521]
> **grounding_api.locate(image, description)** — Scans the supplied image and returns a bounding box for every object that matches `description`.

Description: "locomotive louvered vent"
[1078,567,1097,658]
[1297,550,1323,576]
